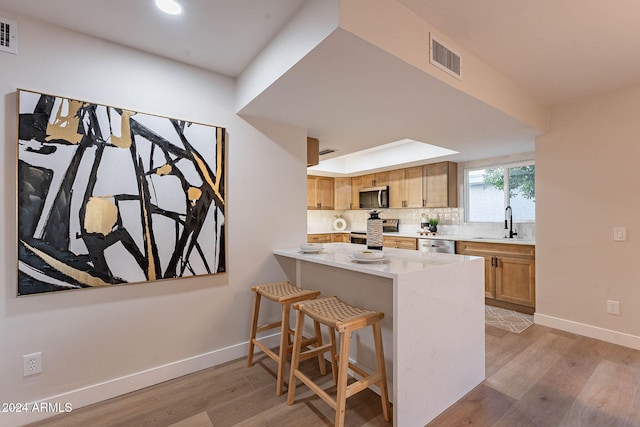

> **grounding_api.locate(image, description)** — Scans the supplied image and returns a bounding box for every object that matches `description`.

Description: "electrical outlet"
[607,300,620,315]
[23,352,42,376]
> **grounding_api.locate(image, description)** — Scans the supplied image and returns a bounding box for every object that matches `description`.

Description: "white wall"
[0,11,307,426]
[339,0,549,133]
[536,84,640,349]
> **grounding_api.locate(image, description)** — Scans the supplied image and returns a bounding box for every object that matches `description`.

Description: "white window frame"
[464,159,535,223]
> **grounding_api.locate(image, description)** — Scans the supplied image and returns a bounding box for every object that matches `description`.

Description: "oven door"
[350,233,367,244]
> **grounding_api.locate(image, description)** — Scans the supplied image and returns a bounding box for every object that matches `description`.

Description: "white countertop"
[273,242,478,279]
[307,230,535,245]
[385,231,535,245]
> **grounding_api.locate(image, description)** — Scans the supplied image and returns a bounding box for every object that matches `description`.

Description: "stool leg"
[247,291,261,367]
[287,310,306,405]
[329,327,338,384]
[373,322,392,422]
[276,302,291,396]
[313,320,327,376]
[335,330,352,427]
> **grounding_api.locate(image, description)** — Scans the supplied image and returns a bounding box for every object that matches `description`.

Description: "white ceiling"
[2,0,640,170]
[0,0,307,77]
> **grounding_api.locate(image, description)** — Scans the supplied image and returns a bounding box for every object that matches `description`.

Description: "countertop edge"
[307,231,535,245]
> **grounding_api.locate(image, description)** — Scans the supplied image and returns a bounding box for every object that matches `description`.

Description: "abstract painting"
[17,89,226,296]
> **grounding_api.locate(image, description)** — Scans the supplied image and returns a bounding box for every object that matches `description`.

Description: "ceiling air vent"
[429,33,461,80]
[0,17,18,54]
[319,148,336,156]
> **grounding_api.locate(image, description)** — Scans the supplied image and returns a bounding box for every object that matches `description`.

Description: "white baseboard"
[534,313,640,350]
[1,334,281,427]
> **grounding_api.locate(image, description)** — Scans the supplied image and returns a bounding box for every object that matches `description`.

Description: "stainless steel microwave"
[359,186,389,209]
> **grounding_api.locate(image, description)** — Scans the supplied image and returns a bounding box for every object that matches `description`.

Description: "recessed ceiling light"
[155,0,182,15]
[308,139,458,175]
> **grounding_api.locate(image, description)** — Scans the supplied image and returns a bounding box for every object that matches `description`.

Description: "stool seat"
[288,296,391,427]
[251,281,320,303]
[247,281,325,396]
[295,296,384,332]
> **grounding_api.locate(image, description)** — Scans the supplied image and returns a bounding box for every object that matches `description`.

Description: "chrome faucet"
[505,206,518,238]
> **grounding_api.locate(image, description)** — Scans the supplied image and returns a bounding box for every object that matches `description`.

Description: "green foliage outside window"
[483,166,535,201]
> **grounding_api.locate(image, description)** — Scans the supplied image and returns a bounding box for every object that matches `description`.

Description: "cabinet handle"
[317,203,321,209]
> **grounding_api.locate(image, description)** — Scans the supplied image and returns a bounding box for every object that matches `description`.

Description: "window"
[465,161,535,222]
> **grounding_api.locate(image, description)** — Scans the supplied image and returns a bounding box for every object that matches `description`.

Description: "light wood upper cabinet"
[308,162,457,210]
[360,172,388,188]
[307,176,335,210]
[388,167,423,208]
[307,177,317,210]
[334,177,352,210]
[423,161,457,208]
[404,166,424,208]
[351,176,362,210]
[388,169,405,208]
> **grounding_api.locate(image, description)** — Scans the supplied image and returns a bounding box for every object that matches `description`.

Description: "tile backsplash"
[307,208,535,240]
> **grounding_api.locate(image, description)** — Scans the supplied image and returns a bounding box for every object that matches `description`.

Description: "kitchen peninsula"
[274,243,484,427]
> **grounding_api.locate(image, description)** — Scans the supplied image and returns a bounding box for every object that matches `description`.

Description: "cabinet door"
[334,177,352,210]
[316,177,335,210]
[373,172,389,187]
[495,257,536,307]
[484,256,496,298]
[404,166,424,208]
[424,162,457,208]
[307,176,318,210]
[351,176,362,210]
[387,169,405,208]
[360,174,375,188]
[360,172,388,188]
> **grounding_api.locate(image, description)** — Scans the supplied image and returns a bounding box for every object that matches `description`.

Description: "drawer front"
[331,233,350,243]
[456,241,534,259]
[383,236,418,250]
[307,234,331,243]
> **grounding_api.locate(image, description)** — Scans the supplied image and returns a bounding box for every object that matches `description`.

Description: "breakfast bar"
[274,243,485,427]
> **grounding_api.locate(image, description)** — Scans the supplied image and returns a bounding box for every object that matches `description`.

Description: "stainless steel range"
[349,218,399,244]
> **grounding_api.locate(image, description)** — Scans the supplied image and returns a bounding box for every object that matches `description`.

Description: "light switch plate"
[613,227,627,241]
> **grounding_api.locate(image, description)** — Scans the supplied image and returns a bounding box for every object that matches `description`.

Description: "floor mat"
[485,305,533,333]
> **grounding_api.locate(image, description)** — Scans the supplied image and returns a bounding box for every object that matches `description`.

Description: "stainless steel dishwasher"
[420,238,456,253]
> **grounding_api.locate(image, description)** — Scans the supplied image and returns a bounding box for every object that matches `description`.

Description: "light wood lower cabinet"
[307,233,331,244]
[331,233,350,243]
[456,241,535,313]
[307,233,350,244]
[383,236,418,250]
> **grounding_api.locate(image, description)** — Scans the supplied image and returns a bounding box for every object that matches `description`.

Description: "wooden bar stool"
[247,281,326,396]
[287,296,391,427]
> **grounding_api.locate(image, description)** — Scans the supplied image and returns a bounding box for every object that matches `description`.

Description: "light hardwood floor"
[27,324,640,427]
